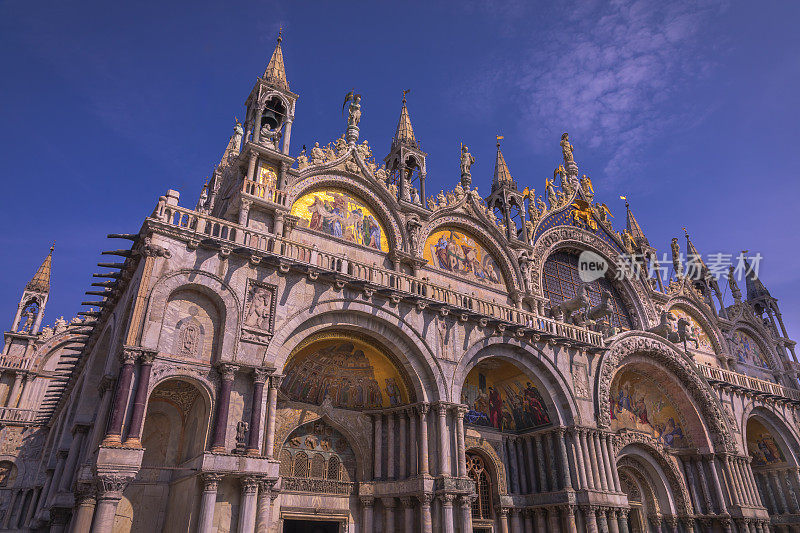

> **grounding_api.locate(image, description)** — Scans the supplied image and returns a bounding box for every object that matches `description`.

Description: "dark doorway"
[283,519,340,533]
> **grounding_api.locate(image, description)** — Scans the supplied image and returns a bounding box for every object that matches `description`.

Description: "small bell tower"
[384,91,427,207]
[243,29,298,157]
[485,137,527,241]
[9,245,53,336]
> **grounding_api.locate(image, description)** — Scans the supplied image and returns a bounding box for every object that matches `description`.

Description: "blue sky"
[2,1,799,343]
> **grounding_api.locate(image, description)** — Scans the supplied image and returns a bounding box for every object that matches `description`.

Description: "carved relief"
[571,362,589,399]
[240,280,277,346]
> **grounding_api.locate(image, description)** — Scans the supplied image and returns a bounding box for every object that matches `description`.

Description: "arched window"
[543,251,632,329]
[466,453,492,520]
[327,455,341,481]
[311,453,326,479]
[293,451,309,478]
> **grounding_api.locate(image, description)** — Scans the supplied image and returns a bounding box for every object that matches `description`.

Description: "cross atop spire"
[493,136,514,186]
[393,90,418,149]
[27,244,54,293]
[263,28,289,91]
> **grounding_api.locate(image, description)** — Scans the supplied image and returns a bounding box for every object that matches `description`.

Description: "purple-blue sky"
[1,1,799,341]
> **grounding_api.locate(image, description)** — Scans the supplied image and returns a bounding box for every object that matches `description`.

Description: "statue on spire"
[342,90,362,145]
[460,144,475,178]
[561,132,575,165]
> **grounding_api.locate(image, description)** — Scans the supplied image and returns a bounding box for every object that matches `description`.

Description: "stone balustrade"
[154,204,605,348]
[0,355,34,371]
[697,364,800,402]
[0,407,38,424]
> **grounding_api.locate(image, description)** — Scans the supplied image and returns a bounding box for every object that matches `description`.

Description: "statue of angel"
[342,91,362,128]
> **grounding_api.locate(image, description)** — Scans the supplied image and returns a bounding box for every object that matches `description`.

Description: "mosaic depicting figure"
[668,308,714,353]
[291,189,387,251]
[747,420,786,466]
[461,360,551,432]
[731,330,770,369]
[281,336,408,410]
[424,229,502,287]
[610,370,688,448]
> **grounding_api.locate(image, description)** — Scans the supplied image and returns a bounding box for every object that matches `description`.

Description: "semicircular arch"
[665,298,725,356]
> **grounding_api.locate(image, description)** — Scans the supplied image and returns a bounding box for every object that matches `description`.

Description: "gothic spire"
[27,244,54,293]
[623,197,648,247]
[493,137,514,186]
[393,90,418,148]
[263,28,289,91]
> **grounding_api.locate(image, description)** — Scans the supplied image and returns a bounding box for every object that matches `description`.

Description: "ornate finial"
[620,195,629,208]
[402,89,410,103]
[50,241,55,253]
[496,134,504,148]
[683,227,689,240]
[277,27,282,43]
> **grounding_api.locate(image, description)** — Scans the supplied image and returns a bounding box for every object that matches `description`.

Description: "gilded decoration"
[461,359,550,432]
[291,188,388,251]
[747,420,786,466]
[731,330,770,369]
[257,161,278,190]
[423,228,503,288]
[610,369,689,448]
[281,333,410,410]
[668,307,714,353]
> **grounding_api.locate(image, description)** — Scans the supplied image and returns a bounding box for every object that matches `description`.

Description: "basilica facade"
[1,33,799,533]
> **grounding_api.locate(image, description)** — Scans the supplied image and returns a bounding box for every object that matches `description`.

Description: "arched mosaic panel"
[280,420,356,494]
[281,333,410,410]
[291,188,388,251]
[668,307,714,353]
[731,330,771,369]
[542,252,632,330]
[610,369,689,448]
[747,419,786,467]
[461,359,551,432]
[423,228,503,288]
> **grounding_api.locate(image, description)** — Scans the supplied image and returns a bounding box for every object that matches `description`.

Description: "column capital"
[202,473,224,491]
[269,374,284,389]
[241,476,260,494]
[438,493,455,507]
[74,481,97,504]
[417,402,430,416]
[252,368,269,384]
[360,496,375,508]
[398,496,413,509]
[120,347,139,365]
[258,478,276,492]
[457,494,473,509]
[436,402,449,416]
[496,506,509,517]
[95,474,133,499]
[419,492,433,506]
[455,404,468,417]
[218,363,238,381]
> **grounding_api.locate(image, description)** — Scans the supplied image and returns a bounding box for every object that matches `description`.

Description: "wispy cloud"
[500,0,728,184]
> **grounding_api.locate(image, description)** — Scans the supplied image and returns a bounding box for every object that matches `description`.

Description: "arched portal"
[117,379,210,532]
[466,450,495,527]
[745,413,800,519]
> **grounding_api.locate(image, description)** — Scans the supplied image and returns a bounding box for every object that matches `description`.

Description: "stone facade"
[1,34,799,533]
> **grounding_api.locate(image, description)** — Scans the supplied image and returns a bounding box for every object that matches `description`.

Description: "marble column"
[770,471,788,514]
[598,508,610,533]
[724,456,742,506]
[255,480,275,533]
[788,468,800,512]
[102,350,137,444]
[586,432,601,491]
[197,474,222,533]
[123,351,155,445]
[681,457,703,515]
[440,494,455,533]
[583,506,598,533]
[557,428,573,490]
[420,494,433,533]
[1,491,19,529]
[523,509,534,533]
[437,404,451,476]
[534,508,547,532]
[246,370,267,455]
[409,408,418,477]
[740,458,758,505]
[618,509,630,533]
[507,437,520,493]
[263,375,281,458]
[374,413,383,479]
[6,372,23,407]
[705,455,726,513]
[59,425,89,492]
[756,473,776,513]
[400,497,414,533]
[400,411,408,478]
[238,477,259,533]
[694,456,714,514]
[497,507,509,533]
[210,364,237,452]
[580,430,595,490]
[569,428,586,490]
[361,497,374,533]
[525,436,539,493]
[384,498,397,533]
[418,404,430,476]
[516,437,528,493]
[388,413,396,479]
[606,434,621,491]
[593,432,609,491]
[455,406,467,478]
[534,433,548,492]
[563,505,578,533]
[90,476,130,533]
[607,509,620,533]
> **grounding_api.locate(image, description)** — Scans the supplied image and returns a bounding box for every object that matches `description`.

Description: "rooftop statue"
[342,91,362,128]
[460,144,475,176]
[561,132,574,165]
